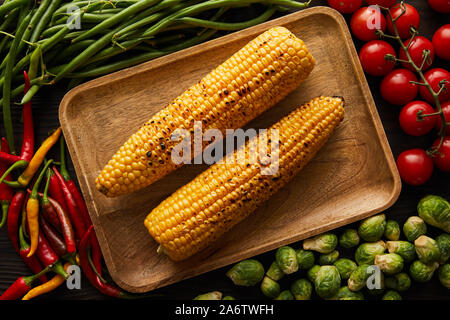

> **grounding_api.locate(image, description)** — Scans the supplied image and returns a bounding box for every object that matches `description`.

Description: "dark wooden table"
[0,0,449,300]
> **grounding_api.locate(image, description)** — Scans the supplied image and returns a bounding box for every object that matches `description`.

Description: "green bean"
[53,12,117,25]
[29,0,63,43]
[53,39,96,64]
[0,76,43,108]
[40,24,66,38]
[20,83,40,104]
[0,0,28,19]
[27,46,41,80]
[0,8,20,33]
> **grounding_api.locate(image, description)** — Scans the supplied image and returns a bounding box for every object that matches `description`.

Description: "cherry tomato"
[428,0,450,13]
[432,137,450,171]
[328,0,362,13]
[419,68,450,103]
[366,0,397,7]
[432,24,450,60]
[436,101,450,135]
[399,101,437,136]
[380,69,418,105]
[399,36,435,71]
[387,3,420,39]
[359,40,396,76]
[396,149,434,186]
[350,6,386,41]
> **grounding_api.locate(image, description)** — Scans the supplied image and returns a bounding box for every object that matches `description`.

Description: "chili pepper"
[35,232,68,279]
[40,169,61,232]
[20,71,34,163]
[39,214,66,258]
[6,190,26,253]
[26,159,54,257]
[47,166,69,216]
[0,151,20,165]
[0,138,14,229]
[0,267,50,300]
[22,262,70,300]
[18,225,48,284]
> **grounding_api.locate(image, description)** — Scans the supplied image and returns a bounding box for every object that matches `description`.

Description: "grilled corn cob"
[144,96,345,261]
[96,27,315,197]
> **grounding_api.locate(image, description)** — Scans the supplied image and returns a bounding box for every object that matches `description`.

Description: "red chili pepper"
[0,138,14,229]
[45,195,76,254]
[0,268,50,300]
[47,167,69,217]
[41,170,61,232]
[0,152,21,165]
[21,71,34,163]
[35,230,68,279]
[18,225,48,284]
[6,191,26,253]
[39,214,66,258]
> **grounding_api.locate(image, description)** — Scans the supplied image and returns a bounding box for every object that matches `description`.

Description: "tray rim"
[59,6,402,293]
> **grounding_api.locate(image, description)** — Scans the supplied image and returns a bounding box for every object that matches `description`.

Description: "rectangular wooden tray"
[59,6,401,293]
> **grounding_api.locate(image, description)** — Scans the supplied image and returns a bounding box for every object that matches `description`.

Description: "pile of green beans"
[0,0,312,152]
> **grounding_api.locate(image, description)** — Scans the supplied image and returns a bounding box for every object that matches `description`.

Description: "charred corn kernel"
[145,96,345,261]
[96,27,315,197]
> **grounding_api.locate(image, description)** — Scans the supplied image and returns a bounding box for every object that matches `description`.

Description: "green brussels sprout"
[275,246,298,274]
[374,253,404,275]
[333,258,358,280]
[226,259,264,286]
[438,264,450,289]
[266,261,284,281]
[348,265,371,292]
[295,249,315,270]
[274,290,294,300]
[355,241,386,265]
[339,229,360,249]
[307,265,321,283]
[417,195,450,233]
[303,233,338,254]
[290,278,312,300]
[260,276,280,299]
[314,266,341,299]
[384,220,401,241]
[403,216,427,242]
[414,235,441,264]
[386,241,416,263]
[409,260,439,283]
[358,214,386,242]
[382,290,402,300]
[331,286,364,300]
[318,250,339,265]
[436,233,450,264]
[194,291,222,300]
[222,296,236,300]
[385,272,411,292]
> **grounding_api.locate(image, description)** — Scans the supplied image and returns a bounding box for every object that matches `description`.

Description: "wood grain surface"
[0,0,449,300]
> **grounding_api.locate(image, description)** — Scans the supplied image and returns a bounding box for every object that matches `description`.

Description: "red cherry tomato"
[436,101,450,135]
[432,137,450,171]
[396,149,434,186]
[328,0,362,13]
[359,40,396,76]
[419,68,450,103]
[399,101,437,136]
[366,0,397,7]
[399,36,435,71]
[380,69,418,105]
[350,6,386,41]
[428,0,450,13]
[432,24,450,60]
[387,3,420,39]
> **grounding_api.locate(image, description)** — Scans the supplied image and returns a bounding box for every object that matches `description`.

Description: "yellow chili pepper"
[22,263,69,300]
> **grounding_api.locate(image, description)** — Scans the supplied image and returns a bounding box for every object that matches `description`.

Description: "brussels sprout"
[358,214,386,242]
[366,270,385,296]
[318,250,339,265]
[222,296,236,300]
[409,260,439,283]
[382,290,402,300]
[417,195,450,233]
[226,259,264,286]
[436,233,450,264]
[438,264,450,289]
[385,272,411,292]
[374,253,404,275]
[274,290,294,300]
[314,266,341,299]
[403,216,427,242]
[275,246,298,274]
[194,291,222,300]
[339,229,360,249]
[266,261,284,281]
[414,235,441,264]
[307,265,321,282]
[355,241,386,265]
[384,220,401,241]
[260,276,280,299]
[303,233,338,254]
[296,249,315,270]
[333,258,358,280]
[386,241,416,263]
[290,278,312,300]
[348,265,371,292]
[331,286,364,300]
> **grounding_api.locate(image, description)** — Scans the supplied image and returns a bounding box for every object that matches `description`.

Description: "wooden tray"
[59,6,401,293]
